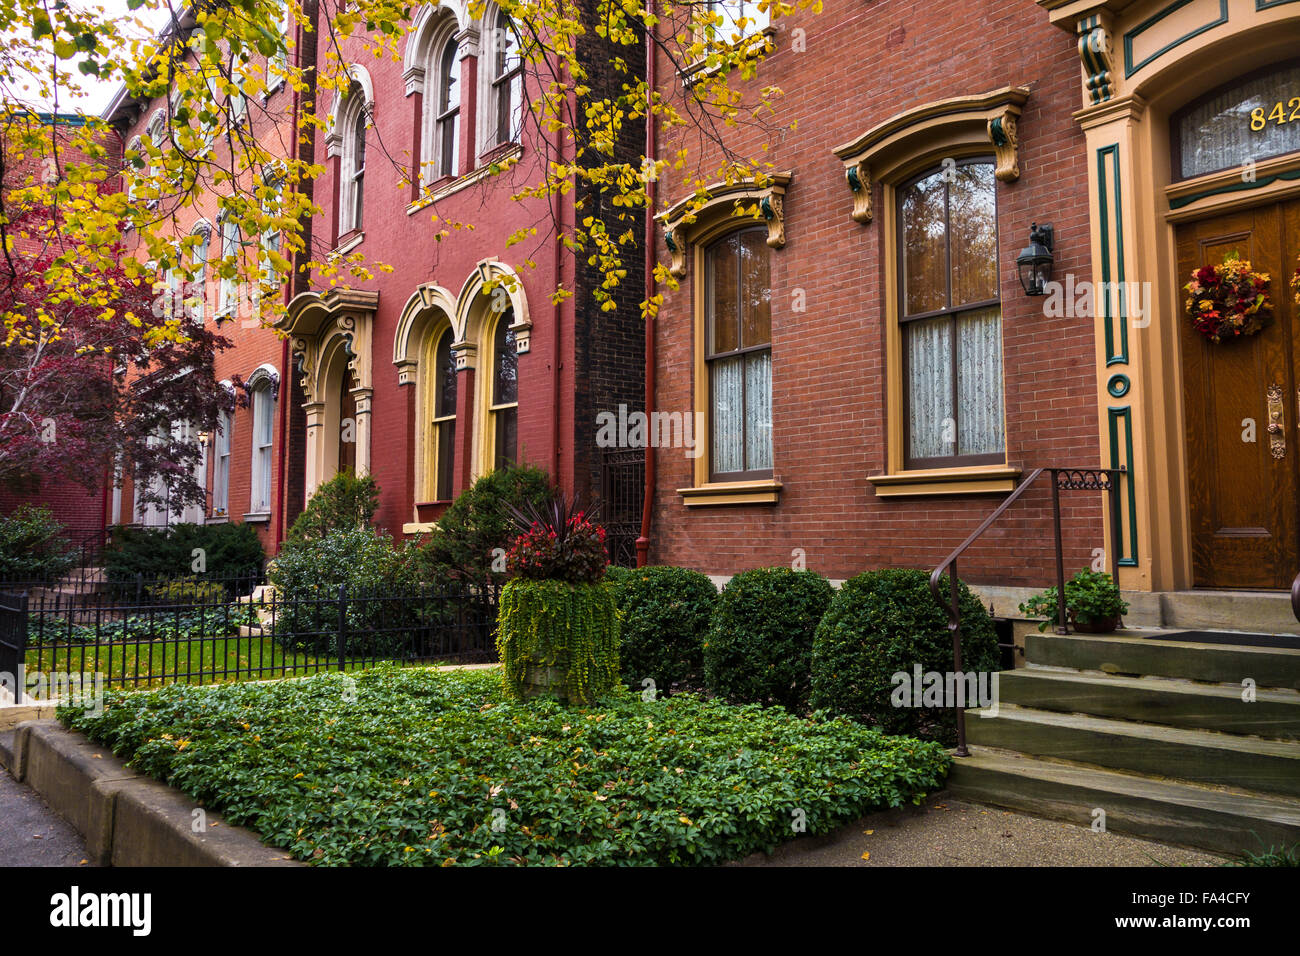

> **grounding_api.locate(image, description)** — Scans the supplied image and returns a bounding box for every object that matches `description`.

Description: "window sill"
[205,514,229,524]
[242,511,271,524]
[407,145,524,215]
[678,26,777,88]
[678,479,782,507]
[332,230,364,257]
[868,465,1021,498]
[402,522,436,534]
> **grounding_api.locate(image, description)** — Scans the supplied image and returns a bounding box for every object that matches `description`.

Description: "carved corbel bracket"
[1076,13,1115,106]
[988,109,1021,183]
[659,172,792,278]
[846,160,872,224]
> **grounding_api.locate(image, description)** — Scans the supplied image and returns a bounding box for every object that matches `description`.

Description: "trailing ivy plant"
[497,579,620,706]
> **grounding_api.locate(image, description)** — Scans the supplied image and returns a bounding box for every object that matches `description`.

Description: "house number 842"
[1250,97,1300,131]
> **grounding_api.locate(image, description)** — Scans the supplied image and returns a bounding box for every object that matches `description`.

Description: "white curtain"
[745,352,772,471]
[907,317,953,460]
[711,356,744,473]
[957,308,1004,456]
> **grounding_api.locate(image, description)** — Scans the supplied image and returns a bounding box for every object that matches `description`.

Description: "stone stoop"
[947,629,1300,858]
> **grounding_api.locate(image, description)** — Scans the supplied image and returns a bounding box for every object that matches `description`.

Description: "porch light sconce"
[1017,223,1054,296]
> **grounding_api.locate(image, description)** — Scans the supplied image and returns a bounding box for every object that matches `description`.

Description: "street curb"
[7,720,302,867]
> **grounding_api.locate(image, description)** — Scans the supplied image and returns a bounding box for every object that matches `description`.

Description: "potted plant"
[1019,569,1129,634]
[495,493,619,705]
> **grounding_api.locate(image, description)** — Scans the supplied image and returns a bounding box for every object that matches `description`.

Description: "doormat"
[1147,630,1300,649]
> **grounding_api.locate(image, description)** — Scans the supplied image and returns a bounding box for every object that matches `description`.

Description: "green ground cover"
[60,666,951,866]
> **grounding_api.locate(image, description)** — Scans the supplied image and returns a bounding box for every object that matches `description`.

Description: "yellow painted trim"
[402,522,436,534]
[868,466,1021,498]
[416,320,454,502]
[678,480,783,507]
[690,219,777,490]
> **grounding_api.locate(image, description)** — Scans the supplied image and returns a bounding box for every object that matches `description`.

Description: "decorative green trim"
[1097,144,1128,366]
[1123,0,1228,79]
[1077,15,1114,105]
[1107,406,1138,566]
[1257,0,1300,8]
[989,116,1009,147]
[846,165,863,192]
[1107,373,1130,398]
[1169,165,1300,208]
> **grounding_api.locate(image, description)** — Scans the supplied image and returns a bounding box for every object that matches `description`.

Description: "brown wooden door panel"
[1177,201,1300,589]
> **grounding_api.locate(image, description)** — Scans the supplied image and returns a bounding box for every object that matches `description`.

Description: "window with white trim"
[267,0,292,93]
[213,409,232,516]
[429,33,461,183]
[487,8,522,149]
[216,213,240,319]
[249,378,276,513]
[339,82,368,234]
[189,222,210,324]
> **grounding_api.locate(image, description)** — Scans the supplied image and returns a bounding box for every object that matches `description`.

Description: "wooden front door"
[338,373,357,476]
[1177,199,1300,589]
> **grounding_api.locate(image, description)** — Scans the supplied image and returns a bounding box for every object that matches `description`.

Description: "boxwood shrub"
[609,565,717,696]
[809,568,1000,743]
[703,567,833,712]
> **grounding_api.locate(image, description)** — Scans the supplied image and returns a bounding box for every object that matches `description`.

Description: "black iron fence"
[5,581,498,696]
[0,592,27,699]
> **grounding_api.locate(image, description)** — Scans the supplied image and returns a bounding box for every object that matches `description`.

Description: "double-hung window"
[898,159,1004,468]
[705,227,772,480]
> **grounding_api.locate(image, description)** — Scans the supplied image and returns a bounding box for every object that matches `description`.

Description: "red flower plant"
[504,493,609,583]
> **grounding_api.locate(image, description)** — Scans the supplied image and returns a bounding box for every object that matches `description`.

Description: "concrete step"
[1025,632,1300,690]
[946,746,1300,858]
[998,668,1300,740]
[966,704,1300,798]
[1160,589,1297,634]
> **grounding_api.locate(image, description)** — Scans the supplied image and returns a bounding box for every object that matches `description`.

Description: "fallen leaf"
[860,851,870,861]
[863,829,874,835]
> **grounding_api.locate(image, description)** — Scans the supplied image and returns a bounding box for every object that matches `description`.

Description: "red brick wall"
[648,0,1101,587]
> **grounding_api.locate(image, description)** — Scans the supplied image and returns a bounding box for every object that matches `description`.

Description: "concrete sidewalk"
[0,759,93,867]
[740,794,1229,867]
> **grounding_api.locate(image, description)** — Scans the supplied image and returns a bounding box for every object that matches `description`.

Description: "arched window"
[189,221,211,324]
[425,326,458,499]
[213,408,232,516]
[216,211,241,320]
[489,309,518,470]
[704,227,772,480]
[897,158,1003,467]
[488,8,522,148]
[247,368,278,515]
[431,36,461,181]
[335,79,370,235]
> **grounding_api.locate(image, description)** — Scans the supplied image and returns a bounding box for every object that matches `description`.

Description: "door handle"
[1267,384,1285,459]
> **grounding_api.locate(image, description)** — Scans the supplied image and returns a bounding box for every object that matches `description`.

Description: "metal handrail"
[930,466,1126,757]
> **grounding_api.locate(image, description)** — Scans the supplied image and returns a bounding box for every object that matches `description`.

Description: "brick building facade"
[645,0,1300,613]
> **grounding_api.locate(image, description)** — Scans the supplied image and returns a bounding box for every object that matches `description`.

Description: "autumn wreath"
[1183,253,1272,344]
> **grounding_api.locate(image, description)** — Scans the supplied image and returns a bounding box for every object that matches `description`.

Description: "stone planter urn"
[497,579,619,706]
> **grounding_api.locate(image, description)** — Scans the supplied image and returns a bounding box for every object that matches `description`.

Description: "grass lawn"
[60,666,951,866]
[25,633,344,690]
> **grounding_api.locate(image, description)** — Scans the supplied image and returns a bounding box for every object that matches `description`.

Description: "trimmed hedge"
[608,565,717,696]
[104,522,265,594]
[703,567,833,712]
[810,568,1000,743]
